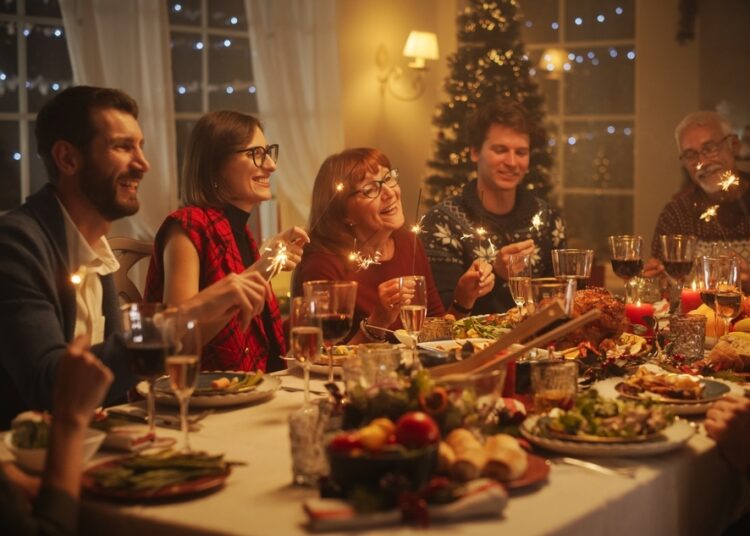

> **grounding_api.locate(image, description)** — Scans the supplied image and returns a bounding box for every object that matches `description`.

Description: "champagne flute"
[608,235,643,303]
[507,252,532,316]
[289,296,321,405]
[163,314,201,452]
[121,303,167,438]
[303,280,357,383]
[551,248,594,288]
[398,275,427,355]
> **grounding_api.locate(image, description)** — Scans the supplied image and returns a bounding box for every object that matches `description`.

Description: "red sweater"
[292,228,445,339]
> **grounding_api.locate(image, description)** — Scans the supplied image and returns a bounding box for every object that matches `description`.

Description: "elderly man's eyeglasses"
[350,169,400,199]
[679,135,731,165]
[235,144,279,167]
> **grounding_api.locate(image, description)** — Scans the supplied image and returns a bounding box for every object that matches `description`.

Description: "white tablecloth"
[78,371,750,536]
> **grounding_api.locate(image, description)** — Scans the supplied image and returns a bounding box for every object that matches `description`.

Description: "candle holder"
[668,314,707,363]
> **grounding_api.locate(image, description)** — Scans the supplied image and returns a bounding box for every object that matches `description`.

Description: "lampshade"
[402,31,439,69]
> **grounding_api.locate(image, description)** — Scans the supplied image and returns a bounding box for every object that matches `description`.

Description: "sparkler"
[347,235,383,271]
[308,181,345,235]
[260,241,289,281]
[719,171,740,191]
[699,205,719,223]
[411,188,423,274]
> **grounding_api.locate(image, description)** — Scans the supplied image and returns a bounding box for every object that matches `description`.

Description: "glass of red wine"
[302,280,358,383]
[121,303,168,438]
[608,235,643,303]
[659,235,697,284]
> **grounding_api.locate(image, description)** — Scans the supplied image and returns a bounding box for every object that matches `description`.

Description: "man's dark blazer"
[0,184,136,429]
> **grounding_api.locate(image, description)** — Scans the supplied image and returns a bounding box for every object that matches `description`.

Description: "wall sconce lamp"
[538,47,570,80]
[376,30,439,101]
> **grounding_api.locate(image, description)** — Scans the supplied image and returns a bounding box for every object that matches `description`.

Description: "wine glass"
[700,255,741,337]
[398,275,427,357]
[121,303,167,438]
[529,277,577,317]
[660,235,698,312]
[163,314,201,452]
[551,249,594,288]
[289,296,322,405]
[507,252,532,316]
[302,280,358,383]
[608,235,643,303]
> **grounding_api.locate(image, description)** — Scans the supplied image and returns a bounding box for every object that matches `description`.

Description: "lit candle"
[680,285,702,314]
[625,300,655,336]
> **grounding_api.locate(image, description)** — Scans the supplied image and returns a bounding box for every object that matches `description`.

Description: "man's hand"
[454,260,495,311]
[642,257,664,278]
[705,395,750,475]
[493,239,535,280]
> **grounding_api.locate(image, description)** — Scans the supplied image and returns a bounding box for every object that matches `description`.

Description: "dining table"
[62,366,750,536]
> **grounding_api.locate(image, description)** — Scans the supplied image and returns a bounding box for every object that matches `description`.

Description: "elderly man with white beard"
[644,111,750,292]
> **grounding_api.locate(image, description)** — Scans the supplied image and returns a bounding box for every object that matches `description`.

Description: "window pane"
[208,0,247,30]
[0,22,19,113]
[520,0,560,44]
[171,31,202,113]
[528,49,560,114]
[27,23,72,112]
[26,0,62,17]
[28,119,47,194]
[563,120,634,189]
[563,194,633,256]
[208,35,256,112]
[0,1,17,15]
[0,120,20,208]
[565,0,634,41]
[167,0,201,27]
[564,45,634,115]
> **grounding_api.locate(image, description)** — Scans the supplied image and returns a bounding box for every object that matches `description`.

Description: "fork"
[551,457,636,478]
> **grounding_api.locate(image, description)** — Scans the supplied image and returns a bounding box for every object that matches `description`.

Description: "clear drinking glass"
[507,252,532,316]
[698,255,740,337]
[529,277,577,317]
[121,303,167,438]
[551,248,594,288]
[289,296,322,405]
[398,275,427,352]
[531,361,578,413]
[608,235,643,303]
[163,314,201,452]
[303,280,358,383]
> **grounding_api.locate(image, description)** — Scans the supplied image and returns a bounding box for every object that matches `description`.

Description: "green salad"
[451,314,513,339]
[535,389,673,439]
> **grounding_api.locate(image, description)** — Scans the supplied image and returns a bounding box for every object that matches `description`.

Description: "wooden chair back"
[109,236,153,303]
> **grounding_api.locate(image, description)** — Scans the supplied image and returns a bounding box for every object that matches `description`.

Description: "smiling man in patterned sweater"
[422,99,566,314]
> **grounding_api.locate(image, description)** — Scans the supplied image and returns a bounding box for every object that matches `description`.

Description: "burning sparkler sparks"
[699,205,719,223]
[719,171,740,191]
[262,242,289,281]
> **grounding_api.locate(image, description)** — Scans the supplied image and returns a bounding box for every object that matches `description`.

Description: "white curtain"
[245,0,344,231]
[60,0,178,240]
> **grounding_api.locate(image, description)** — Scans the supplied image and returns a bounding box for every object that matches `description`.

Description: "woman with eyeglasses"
[292,148,494,343]
[145,110,308,372]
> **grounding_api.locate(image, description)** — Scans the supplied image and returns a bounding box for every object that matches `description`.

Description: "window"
[0,0,72,209]
[521,0,636,258]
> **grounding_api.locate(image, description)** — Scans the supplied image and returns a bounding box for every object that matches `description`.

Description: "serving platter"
[520,416,695,457]
[614,378,730,404]
[140,372,281,408]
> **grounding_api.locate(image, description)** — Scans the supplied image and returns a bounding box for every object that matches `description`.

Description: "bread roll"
[483,434,528,481]
[445,429,486,481]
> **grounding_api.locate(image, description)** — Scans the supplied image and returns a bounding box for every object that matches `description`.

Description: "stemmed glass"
[163,314,201,452]
[121,303,167,438]
[551,249,594,288]
[289,296,322,405]
[303,280,357,383]
[507,253,532,316]
[660,235,698,312]
[608,235,643,303]
[700,255,741,337]
[398,275,427,358]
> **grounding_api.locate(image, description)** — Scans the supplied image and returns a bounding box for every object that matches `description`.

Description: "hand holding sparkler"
[492,239,535,280]
[253,226,310,281]
[453,259,495,313]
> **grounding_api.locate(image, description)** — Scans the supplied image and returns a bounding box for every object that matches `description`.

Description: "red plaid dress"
[144,206,286,371]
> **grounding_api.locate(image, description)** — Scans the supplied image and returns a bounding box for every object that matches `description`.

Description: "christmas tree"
[425,0,554,207]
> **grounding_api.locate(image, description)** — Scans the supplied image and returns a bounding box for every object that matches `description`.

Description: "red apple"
[328,433,362,454]
[395,412,440,449]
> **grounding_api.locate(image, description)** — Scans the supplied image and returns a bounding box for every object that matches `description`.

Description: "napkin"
[303,478,507,532]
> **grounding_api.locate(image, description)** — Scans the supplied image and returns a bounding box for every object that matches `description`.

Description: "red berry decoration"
[395,412,440,449]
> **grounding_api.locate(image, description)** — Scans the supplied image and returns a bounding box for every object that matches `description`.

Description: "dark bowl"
[327,444,438,494]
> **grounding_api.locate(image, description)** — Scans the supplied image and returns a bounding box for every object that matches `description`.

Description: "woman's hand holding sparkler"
[253,226,311,280]
[454,259,495,309]
[492,239,535,280]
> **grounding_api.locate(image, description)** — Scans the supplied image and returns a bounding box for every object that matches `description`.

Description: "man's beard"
[79,160,140,221]
[694,163,724,194]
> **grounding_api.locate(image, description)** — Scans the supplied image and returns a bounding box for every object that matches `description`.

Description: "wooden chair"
[109,236,153,303]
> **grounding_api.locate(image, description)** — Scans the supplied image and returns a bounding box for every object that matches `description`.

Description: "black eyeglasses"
[350,169,400,199]
[679,135,731,165]
[235,144,279,167]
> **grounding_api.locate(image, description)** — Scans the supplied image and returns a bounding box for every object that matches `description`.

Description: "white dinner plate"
[417,338,494,353]
[520,416,695,457]
[138,372,281,408]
